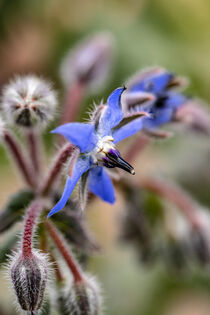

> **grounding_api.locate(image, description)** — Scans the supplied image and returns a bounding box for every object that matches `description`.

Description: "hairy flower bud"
[58,276,102,315]
[174,100,210,135]
[1,75,57,128]
[10,251,48,312]
[60,32,114,92]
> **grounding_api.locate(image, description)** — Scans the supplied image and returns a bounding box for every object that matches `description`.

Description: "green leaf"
[0,189,35,233]
[0,234,18,265]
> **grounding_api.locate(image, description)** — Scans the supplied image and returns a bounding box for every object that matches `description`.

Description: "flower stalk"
[3,130,36,189]
[45,220,84,283]
[40,144,78,196]
[22,200,43,257]
[139,178,203,230]
[27,130,41,175]
[61,80,85,125]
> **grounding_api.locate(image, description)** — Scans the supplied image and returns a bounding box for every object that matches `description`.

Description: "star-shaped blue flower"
[48,88,137,217]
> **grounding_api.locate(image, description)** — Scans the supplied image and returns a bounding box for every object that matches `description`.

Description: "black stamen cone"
[105,151,135,175]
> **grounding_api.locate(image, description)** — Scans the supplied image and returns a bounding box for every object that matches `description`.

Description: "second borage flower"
[121,67,188,135]
[48,87,148,217]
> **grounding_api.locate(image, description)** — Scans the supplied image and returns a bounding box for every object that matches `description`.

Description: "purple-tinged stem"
[61,80,85,125]
[3,131,36,189]
[139,178,203,230]
[40,144,78,196]
[45,220,84,283]
[27,130,41,175]
[22,200,43,257]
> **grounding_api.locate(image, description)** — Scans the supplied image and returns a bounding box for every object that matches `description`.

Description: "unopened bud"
[58,276,102,315]
[60,33,114,92]
[1,75,57,128]
[10,250,48,312]
[174,100,210,135]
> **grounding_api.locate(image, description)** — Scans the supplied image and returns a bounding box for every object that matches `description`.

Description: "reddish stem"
[61,80,85,124]
[22,200,43,257]
[139,178,203,230]
[40,144,77,196]
[45,220,83,283]
[27,130,41,175]
[3,131,36,188]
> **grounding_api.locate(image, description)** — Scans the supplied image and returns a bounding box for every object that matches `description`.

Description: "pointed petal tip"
[47,211,53,218]
[47,206,61,217]
[109,197,116,204]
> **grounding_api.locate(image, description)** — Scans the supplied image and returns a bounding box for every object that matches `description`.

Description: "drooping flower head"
[122,67,188,134]
[1,75,57,128]
[58,275,102,315]
[48,87,149,217]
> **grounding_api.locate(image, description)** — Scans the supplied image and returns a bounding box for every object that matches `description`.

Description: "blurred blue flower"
[48,88,136,217]
[123,67,188,132]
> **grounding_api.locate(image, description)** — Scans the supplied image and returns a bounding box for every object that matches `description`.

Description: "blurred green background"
[0,0,210,314]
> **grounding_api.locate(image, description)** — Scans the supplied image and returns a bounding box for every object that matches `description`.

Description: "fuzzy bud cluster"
[10,250,48,312]
[1,75,57,128]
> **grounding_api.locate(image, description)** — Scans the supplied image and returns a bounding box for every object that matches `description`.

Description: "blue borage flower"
[121,67,188,135]
[48,87,144,217]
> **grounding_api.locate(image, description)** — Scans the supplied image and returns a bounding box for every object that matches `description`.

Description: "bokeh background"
[0,0,210,314]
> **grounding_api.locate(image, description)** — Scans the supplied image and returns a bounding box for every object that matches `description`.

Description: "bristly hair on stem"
[22,200,43,257]
[40,144,79,196]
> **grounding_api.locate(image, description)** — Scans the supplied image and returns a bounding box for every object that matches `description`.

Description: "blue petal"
[98,87,125,136]
[52,123,97,153]
[143,93,187,128]
[164,92,186,110]
[130,72,174,94]
[143,108,173,128]
[47,156,91,217]
[113,117,144,143]
[88,167,115,204]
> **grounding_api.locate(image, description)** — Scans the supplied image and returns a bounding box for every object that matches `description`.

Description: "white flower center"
[91,135,115,164]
